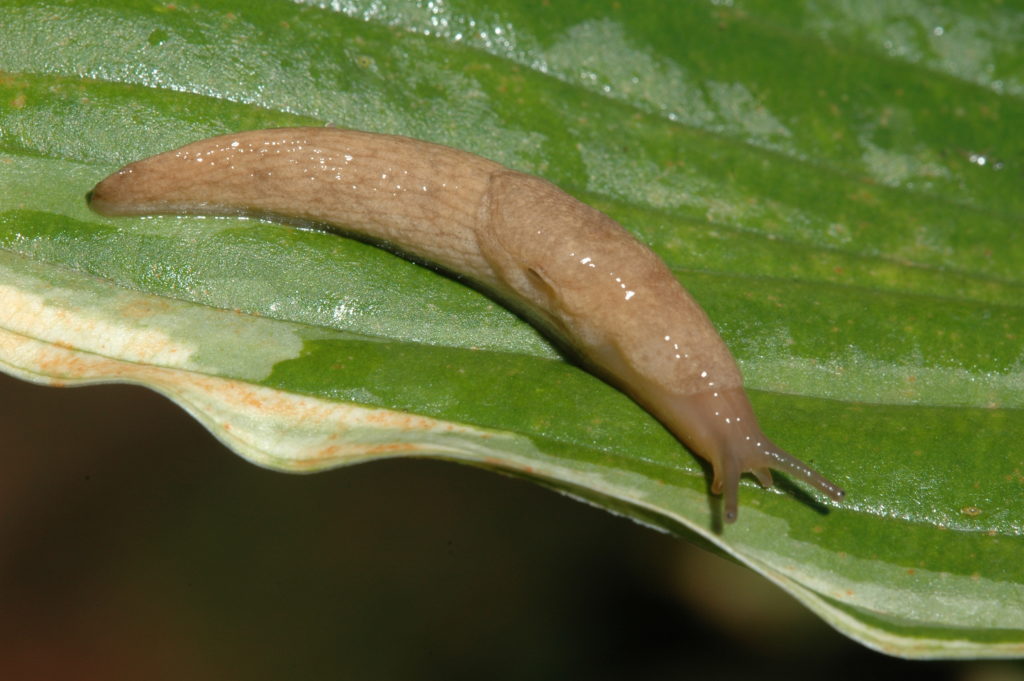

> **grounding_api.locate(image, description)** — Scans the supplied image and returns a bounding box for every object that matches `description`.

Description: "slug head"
[662,387,844,522]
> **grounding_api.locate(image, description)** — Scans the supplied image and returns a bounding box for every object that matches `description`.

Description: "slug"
[87,127,844,522]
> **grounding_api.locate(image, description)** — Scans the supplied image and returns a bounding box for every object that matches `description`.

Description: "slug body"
[88,127,844,522]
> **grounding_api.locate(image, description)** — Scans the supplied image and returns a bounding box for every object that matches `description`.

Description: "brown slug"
[87,127,845,522]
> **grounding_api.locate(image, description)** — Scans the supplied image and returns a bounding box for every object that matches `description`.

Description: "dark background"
[0,372,1019,681]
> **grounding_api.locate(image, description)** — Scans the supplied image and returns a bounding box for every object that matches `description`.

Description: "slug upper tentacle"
[87,126,845,523]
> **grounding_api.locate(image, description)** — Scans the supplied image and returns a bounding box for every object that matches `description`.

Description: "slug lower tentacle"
[87,126,844,522]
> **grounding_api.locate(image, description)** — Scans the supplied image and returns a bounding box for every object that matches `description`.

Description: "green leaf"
[2,0,1022,658]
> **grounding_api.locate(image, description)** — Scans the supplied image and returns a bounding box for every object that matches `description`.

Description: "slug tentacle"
[661,388,845,522]
[87,126,845,523]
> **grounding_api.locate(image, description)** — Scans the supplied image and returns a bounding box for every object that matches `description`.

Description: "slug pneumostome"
[87,127,845,522]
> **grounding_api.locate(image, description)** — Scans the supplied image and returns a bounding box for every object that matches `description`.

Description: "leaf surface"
[1,0,1022,657]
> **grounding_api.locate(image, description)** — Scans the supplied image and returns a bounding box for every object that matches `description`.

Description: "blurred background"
[1,371,1021,681]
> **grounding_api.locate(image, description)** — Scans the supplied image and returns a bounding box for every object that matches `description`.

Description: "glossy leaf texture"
[1,0,1022,658]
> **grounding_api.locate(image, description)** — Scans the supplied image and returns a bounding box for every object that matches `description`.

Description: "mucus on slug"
[87,126,845,523]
